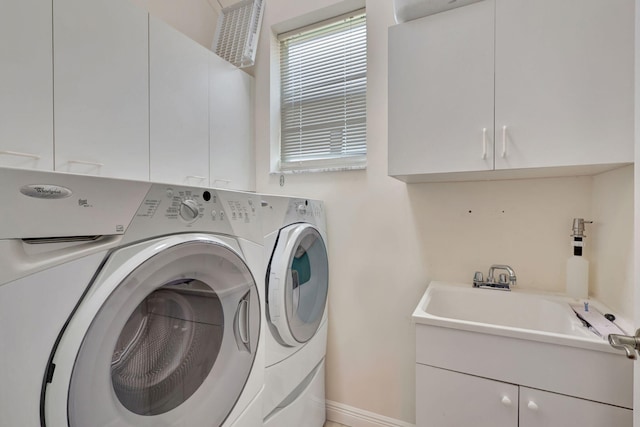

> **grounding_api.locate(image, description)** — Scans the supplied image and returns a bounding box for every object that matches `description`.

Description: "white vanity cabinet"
[414,323,633,427]
[519,386,632,427]
[417,364,517,427]
[0,0,54,171]
[209,54,255,192]
[417,365,632,427]
[149,16,210,187]
[389,0,634,182]
[53,0,150,180]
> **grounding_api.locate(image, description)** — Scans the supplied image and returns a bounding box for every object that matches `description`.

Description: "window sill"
[275,158,367,174]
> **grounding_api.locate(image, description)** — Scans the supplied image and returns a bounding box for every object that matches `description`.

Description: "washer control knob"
[179,199,199,222]
[296,203,307,216]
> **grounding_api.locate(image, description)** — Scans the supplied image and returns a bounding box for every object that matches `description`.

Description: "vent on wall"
[393,0,485,23]
[212,0,265,68]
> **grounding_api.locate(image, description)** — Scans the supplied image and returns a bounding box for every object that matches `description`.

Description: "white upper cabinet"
[494,0,634,171]
[389,0,495,176]
[209,54,255,192]
[388,0,634,182]
[149,17,210,187]
[0,1,53,171]
[53,0,150,180]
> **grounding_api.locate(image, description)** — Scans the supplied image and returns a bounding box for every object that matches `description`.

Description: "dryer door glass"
[64,238,259,427]
[284,226,328,343]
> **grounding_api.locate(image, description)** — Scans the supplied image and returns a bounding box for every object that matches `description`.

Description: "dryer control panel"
[285,198,325,226]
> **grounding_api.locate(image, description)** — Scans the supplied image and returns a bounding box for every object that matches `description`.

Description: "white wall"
[254,0,634,423]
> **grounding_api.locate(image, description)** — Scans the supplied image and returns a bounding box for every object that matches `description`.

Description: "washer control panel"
[128,184,262,244]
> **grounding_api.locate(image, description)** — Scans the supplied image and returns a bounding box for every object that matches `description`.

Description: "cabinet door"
[416,364,517,427]
[150,17,210,187]
[209,54,255,192]
[520,387,632,427]
[0,0,53,170]
[54,0,149,180]
[494,0,634,170]
[388,0,494,176]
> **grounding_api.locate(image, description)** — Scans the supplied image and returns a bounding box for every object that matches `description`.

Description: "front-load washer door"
[43,234,259,427]
[267,223,328,347]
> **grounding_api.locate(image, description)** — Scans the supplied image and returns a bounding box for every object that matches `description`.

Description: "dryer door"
[43,234,260,427]
[268,223,328,346]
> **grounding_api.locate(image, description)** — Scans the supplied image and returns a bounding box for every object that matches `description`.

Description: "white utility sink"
[413,281,630,350]
[412,281,634,409]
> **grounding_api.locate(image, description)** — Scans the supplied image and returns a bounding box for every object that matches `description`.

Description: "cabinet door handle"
[67,159,104,167]
[186,175,207,181]
[482,128,487,160]
[527,401,539,411]
[501,396,512,406]
[0,150,41,160]
[501,126,507,158]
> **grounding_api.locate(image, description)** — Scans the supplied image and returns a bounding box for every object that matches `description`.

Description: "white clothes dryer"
[261,195,328,427]
[0,168,264,427]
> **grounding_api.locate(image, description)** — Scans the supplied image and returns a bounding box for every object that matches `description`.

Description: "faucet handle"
[498,273,508,284]
[473,271,483,287]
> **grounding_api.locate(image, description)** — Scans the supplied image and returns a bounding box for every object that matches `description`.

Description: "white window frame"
[275,9,367,173]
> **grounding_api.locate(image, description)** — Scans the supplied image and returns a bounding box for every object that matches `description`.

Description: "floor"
[324,422,349,427]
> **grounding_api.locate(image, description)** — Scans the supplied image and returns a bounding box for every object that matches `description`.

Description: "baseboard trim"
[325,400,415,427]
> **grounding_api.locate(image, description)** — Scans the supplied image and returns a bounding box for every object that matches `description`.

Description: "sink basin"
[421,282,593,337]
[413,282,628,348]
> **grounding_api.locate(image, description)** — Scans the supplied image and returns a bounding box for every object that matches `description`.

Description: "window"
[278,10,367,172]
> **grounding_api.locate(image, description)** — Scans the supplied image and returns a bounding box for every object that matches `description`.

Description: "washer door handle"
[234,292,251,352]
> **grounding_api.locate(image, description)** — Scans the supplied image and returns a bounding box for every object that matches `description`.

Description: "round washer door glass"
[65,239,259,427]
[270,224,328,344]
[111,279,222,415]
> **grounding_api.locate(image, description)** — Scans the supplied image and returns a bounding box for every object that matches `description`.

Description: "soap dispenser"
[566,218,592,299]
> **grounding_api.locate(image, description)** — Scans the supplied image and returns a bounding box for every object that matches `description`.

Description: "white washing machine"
[0,167,264,427]
[261,195,328,427]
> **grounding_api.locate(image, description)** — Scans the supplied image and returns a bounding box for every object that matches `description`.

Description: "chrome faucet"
[473,264,517,291]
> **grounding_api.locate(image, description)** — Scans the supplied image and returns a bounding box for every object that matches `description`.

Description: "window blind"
[279,11,367,170]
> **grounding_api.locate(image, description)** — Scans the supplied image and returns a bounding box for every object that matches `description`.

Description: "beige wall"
[253,0,634,423]
[130,0,219,49]
[591,166,634,319]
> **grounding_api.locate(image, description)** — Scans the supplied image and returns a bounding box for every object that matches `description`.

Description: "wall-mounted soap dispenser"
[566,218,592,299]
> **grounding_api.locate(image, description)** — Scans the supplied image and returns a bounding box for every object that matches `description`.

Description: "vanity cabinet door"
[388,0,494,177]
[0,0,53,170]
[519,387,632,427]
[494,0,633,171]
[416,364,517,427]
[149,16,210,187]
[54,0,149,180]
